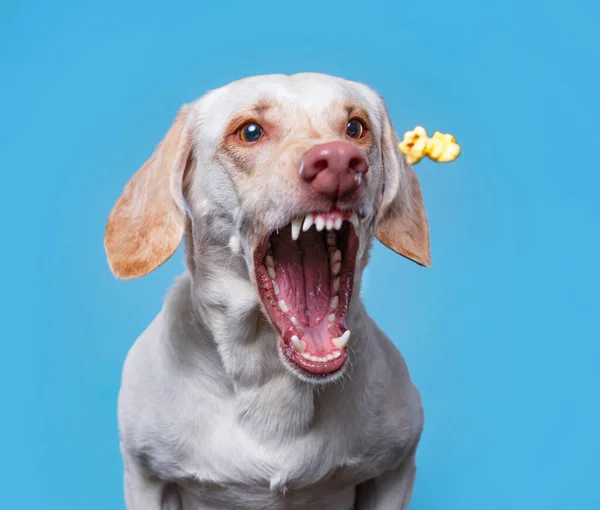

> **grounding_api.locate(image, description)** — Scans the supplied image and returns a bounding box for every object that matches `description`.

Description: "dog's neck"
[178,218,370,440]
[181,222,320,439]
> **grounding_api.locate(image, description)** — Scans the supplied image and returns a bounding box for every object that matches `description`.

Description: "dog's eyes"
[239,122,264,143]
[346,118,365,139]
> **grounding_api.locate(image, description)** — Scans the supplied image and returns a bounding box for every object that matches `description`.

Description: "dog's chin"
[275,336,348,385]
[253,210,360,384]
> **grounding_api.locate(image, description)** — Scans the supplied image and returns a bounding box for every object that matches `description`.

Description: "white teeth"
[328,313,336,323]
[291,217,302,241]
[291,335,306,352]
[282,212,358,237]
[272,280,280,295]
[330,295,339,310]
[278,300,289,313]
[268,267,277,279]
[302,353,328,362]
[302,214,314,232]
[315,216,325,231]
[333,277,340,292]
[290,316,299,326]
[300,350,342,361]
[332,330,351,349]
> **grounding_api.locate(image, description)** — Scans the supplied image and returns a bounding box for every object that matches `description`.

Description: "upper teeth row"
[291,212,360,241]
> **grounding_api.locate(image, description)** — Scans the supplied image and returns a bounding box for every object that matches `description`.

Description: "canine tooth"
[272,280,280,295]
[350,212,360,230]
[268,267,277,279]
[334,217,343,230]
[291,335,306,352]
[265,255,274,268]
[291,217,302,241]
[333,277,340,292]
[315,216,325,231]
[332,330,351,349]
[326,218,334,230]
[302,214,314,232]
[278,300,289,313]
[328,313,336,323]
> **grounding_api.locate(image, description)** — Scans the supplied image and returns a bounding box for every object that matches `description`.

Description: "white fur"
[116,73,424,509]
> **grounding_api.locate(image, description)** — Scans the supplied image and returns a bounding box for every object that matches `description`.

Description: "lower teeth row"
[297,348,342,363]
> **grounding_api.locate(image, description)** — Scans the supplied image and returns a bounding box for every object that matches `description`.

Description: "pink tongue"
[271,228,331,328]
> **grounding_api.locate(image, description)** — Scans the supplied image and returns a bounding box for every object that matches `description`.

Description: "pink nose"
[299,142,369,199]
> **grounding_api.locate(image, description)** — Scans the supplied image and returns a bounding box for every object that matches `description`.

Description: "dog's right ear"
[104,105,195,280]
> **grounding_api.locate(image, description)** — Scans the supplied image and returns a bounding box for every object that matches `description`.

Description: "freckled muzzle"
[254,211,360,378]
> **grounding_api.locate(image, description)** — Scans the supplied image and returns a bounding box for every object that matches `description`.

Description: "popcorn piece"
[399,126,461,164]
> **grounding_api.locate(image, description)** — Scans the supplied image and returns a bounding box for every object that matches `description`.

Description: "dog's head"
[105,73,429,383]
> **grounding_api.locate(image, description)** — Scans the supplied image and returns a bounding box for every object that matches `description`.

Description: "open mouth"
[254,210,360,379]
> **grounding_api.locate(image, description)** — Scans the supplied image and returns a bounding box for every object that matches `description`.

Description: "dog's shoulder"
[350,313,424,452]
[117,275,231,477]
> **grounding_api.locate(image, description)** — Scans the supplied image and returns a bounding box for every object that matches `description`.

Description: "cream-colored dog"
[105,73,430,510]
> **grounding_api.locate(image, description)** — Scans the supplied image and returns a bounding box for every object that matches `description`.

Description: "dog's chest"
[151,395,416,510]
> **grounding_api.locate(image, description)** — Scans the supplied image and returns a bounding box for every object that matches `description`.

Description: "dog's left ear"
[374,104,431,267]
[104,105,195,280]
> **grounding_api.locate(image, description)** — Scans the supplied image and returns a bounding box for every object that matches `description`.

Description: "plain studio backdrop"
[1,0,598,508]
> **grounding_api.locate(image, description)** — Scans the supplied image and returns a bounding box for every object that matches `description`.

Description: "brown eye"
[239,122,263,143]
[346,118,365,139]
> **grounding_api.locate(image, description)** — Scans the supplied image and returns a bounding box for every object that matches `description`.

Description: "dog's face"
[105,73,430,383]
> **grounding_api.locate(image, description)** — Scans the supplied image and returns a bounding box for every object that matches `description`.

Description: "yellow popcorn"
[399,126,461,165]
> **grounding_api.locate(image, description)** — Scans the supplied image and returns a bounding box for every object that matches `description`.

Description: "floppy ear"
[104,105,195,279]
[374,106,431,267]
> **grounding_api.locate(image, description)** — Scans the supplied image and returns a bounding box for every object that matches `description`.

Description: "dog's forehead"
[192,73,381,131]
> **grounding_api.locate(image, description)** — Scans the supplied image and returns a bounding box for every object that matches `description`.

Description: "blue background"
[2,0,599,508]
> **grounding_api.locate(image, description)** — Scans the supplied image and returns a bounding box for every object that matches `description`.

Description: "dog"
[105,73,430,510]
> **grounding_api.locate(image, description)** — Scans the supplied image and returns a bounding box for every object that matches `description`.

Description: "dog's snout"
[299,142,368,199]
